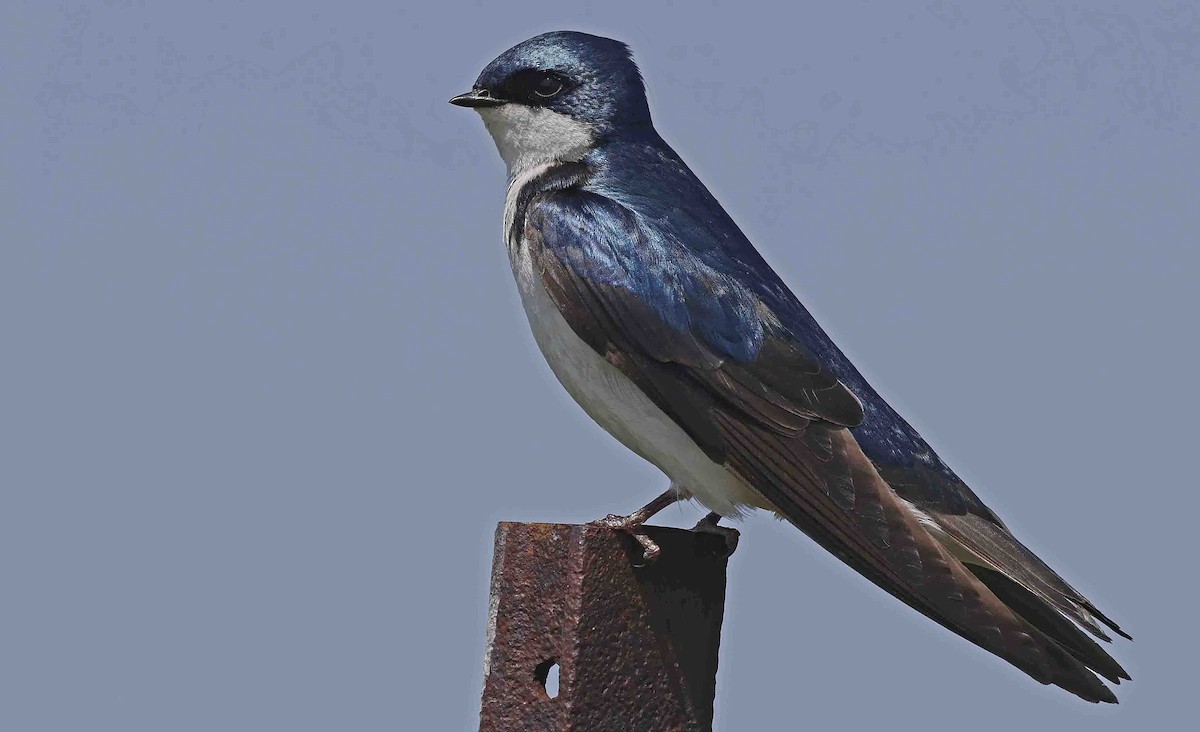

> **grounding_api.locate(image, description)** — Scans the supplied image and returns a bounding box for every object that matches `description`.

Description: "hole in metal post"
[534,658,560,699]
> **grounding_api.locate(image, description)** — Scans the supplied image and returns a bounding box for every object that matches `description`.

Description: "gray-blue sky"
[2,2,1196,729]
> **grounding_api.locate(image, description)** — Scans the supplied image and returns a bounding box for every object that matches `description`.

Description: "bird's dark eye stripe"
[504,69,572,103]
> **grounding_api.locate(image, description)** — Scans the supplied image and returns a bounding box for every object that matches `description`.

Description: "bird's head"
[450,31,651,175]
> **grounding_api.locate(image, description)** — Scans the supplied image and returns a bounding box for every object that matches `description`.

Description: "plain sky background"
[3,1,1197,729]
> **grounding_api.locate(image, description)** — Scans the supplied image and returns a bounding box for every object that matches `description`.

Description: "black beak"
[449,89,506,108]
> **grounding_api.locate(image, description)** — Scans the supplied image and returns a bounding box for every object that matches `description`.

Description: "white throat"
[476,104,594,177]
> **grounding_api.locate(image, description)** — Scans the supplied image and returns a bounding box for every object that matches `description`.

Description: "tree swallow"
[451,31,1130,703]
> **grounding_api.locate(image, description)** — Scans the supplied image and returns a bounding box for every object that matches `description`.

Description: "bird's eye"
[533,74,564,98]
[503,69,572,104]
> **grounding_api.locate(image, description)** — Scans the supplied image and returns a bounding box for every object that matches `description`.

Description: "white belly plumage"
[508,241,769,517]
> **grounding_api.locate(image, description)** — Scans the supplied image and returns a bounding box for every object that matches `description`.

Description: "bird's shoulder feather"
[525,185,866,433]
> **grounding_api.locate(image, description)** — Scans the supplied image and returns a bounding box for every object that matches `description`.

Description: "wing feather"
[522,186,1125,702]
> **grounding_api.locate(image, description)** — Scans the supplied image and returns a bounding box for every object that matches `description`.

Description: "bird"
[449,30,1130,703]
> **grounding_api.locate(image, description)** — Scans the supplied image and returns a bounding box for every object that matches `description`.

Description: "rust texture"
[479,522,733,732]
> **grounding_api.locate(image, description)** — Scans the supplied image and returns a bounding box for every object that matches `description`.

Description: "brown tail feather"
[968,564,1130,684]
[932,512,1130,643]
[712,416,1123,702]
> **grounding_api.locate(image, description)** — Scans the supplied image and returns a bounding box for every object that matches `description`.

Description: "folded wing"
[524,187,1128,702]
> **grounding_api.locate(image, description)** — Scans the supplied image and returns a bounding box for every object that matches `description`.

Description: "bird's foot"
[590,512,662,564]
[692,511,740,558]
[588,488,681,565]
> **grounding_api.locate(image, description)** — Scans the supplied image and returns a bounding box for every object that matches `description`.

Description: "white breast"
[476,103,766,517]
[507,232,767,517]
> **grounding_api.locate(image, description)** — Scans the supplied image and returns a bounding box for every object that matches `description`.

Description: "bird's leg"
[590,488,680,563]
[692,511,740,558]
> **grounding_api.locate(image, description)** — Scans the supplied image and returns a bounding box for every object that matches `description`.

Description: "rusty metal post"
[479,522,734,732]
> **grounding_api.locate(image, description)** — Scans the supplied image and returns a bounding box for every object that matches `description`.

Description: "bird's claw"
[589,513,661,565]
